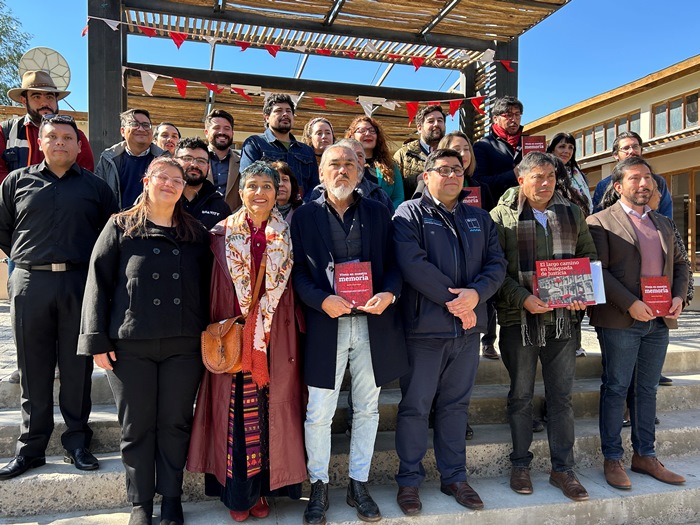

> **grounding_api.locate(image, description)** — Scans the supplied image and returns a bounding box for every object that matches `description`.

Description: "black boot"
[129,500,153,525]
[347,478,381,522]
[303,480,329,525]
[160,496,183,525]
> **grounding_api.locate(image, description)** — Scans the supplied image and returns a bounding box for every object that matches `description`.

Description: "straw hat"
[7,70,70,103]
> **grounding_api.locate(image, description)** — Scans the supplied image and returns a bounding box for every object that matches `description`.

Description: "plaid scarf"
[516,190,578,347]
[224,206,292,387]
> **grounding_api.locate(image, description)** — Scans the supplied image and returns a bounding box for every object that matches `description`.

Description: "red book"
[641,276,672,316]
[335,261,373,307]
[534,257,596,308]
[522,135,547,155]
[462,186,481,208]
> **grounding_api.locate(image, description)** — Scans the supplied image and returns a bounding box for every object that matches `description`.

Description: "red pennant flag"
[406,102,419,124]
[336,99,357,106]
[316,49,332,56]
[449,100,463,118]
[169,31,188,49]
[388,53,401,60]
[81,25,89,37]
[173,78,188,98]
[470,96,486,115]
[428,101,441,107]
[235,41,251,51]
[343,50,357,59]
[499,60,515,72]
[265,45,281,58]
[312,97,327,109]
[233,88,253,102]
[139,25,157,37]
[411,57,425,71]
[201,82,224,94]
[435,47,448,59]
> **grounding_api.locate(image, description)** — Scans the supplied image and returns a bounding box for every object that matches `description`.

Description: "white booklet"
[590,261,606,305]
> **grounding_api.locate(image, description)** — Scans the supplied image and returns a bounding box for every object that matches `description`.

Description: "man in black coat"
[292,144,407,525]
[0,115,118,480]
[174,137,231,229]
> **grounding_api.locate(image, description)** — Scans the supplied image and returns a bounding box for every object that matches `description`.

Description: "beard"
[327,181,355,201]
[209,133,232,152]
[271,122,292,135]
[422,127,444,144]
[25,104,56,125]
[185,168,207,186]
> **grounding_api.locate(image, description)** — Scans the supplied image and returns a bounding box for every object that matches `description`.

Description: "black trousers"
[10,268,94,457]
[107,336,203,503]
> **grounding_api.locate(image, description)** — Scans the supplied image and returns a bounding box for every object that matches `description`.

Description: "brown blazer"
[208,147,241,212]
[586,201,688,329]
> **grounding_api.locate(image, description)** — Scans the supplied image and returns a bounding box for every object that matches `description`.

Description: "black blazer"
[291,193,408,389]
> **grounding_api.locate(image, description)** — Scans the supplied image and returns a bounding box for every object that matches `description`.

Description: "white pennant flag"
[360,102,374,118]
[481,48,495,63]
[104,19,120,31]
[203,36,220,49]
[363,42,379,53]
[381,101,398,111]
[289,94,302,105]
[292,45,308,53]
[121,66,127,89]
[358,95,386,105]
[140,71,159,95]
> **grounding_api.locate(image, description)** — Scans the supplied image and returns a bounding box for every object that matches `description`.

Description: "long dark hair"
[547,132,584,175]
[345,115,395,184]
[548,154,591,216]
[115,157,204,241]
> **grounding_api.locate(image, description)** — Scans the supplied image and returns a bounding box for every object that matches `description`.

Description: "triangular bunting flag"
[482,48,495,63]
[359,96,386,105]
[202,82,224,94]
[470,96,486,115]
[235,41,251,51]
[140,71,159,96]
[81,25,89,37]
[233,88,253,102]
[435,47,448,59]
[411,57,425,71]
[343,50,357,59]
[363,42,379,53]
[138,25,157,37]
[449,100,463,118]
[104,19,120,31]
[265,45,281,58]
[121,66,126,89]
[388,53,401,60]
[293,45,308,53]
[406,102,419,124]
[316,49,332,56]
[381,101,398,111]
[203,36,220,49]
[170,31,188,49]
[499,60,515,72]
[173,78,188,98]
[360,102,374,118]
[312,97,327,109]
[336,99,357,106]
[289,94,302,105]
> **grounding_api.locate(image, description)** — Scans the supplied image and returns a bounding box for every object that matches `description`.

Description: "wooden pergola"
[87,0,569,155]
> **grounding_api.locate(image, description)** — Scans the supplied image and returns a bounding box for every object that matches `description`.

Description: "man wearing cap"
[1,70,94,182]
[0,114,118,480]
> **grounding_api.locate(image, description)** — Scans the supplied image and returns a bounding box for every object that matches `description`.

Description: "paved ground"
[0,299,698,380]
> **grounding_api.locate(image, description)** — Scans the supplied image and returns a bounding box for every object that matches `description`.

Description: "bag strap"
[251,251,267,305]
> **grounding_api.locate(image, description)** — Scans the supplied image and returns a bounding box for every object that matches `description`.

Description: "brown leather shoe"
[510,467,533,494]
[440,481,484,510]
[549,470,589,502]
[604,459,631,489]
[396,486,421,515]
[631,453,685,485]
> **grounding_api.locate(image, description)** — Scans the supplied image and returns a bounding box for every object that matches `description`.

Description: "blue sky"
[9,0,700,125]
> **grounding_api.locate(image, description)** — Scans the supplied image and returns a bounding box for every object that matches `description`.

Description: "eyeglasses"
[428,166,465,177]
[619,144,642,152]
[353,127,377,136]
[498,112,522,120]
[41,114,75,124]
[150,173,185,188]
[176,155,209,167]
[125,120,153,131]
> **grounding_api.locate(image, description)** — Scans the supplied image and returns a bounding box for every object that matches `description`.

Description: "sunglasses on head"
[41,114,76,124]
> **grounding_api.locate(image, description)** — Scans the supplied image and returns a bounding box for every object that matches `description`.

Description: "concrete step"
[2,408,700,518]
[2,452,700,523]
[1,373,700,457]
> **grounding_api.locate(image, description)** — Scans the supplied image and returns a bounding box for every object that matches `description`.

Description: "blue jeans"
[596,318,669,460]
[305,316,380,483]
[499,324,576,471]
[395,333,479,486]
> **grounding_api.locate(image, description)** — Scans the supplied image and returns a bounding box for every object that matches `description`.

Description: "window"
[652,90,700,137]
[573,110,641,158]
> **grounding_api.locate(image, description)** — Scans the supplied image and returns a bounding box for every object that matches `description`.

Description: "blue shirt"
[209,151,230,196]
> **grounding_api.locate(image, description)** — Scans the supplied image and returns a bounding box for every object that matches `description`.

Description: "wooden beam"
[495,38,518,99]
[323,0,347,26]
[123,0,494,52]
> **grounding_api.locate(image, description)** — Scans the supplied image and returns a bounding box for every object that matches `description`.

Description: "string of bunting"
[82,16,517,72]
[123,65,488,124]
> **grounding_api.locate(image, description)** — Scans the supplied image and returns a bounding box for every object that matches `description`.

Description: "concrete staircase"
[1,317,700,524]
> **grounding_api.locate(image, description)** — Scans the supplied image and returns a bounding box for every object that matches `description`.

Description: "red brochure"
[335,261,373,307]
[641,276,672,316]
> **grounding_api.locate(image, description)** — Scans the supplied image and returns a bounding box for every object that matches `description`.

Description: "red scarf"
[492,123,522,150]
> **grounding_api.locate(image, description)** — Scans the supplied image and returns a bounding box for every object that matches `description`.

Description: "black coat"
[291,194,408,389]
[78,218,211,355]
[473,128,524,207]
[182,179,232,230]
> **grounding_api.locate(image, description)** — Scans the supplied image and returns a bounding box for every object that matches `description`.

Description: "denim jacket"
[240,128,319,201]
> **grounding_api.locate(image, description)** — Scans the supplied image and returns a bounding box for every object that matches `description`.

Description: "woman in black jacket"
[78,157,211,525]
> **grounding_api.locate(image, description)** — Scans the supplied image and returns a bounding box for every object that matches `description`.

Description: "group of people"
[0,69,689,525]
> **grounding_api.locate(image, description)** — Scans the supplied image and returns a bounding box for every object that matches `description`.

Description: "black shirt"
[0,161,118,265]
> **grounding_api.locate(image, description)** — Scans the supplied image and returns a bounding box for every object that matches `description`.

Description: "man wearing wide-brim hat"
[0,70,94,182]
